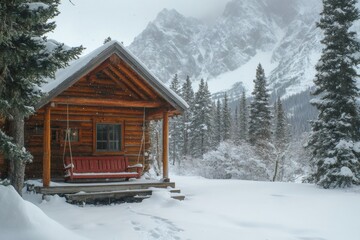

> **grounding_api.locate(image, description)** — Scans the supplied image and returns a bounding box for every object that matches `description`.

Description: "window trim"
[93,119,125,155]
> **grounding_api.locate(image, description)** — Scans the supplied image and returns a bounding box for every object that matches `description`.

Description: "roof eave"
[36,42,188,112]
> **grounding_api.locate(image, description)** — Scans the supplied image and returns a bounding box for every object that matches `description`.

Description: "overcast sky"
[48,0,230,54]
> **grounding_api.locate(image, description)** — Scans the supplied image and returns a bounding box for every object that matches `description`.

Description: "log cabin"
[0,41,188,187]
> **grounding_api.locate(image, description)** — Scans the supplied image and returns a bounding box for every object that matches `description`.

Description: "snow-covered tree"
[169,74,182,165]
[212,99,222,146]
[233,105,240,142]
[222,93,232,141]
[190,79,212,157]
[274,97,288,150]
[0,1,83,194]
[273,97,289,181]
[180,76,194,157]
[201,142,269,180]
[248,64,272,145]
[239,90,248,142]
[307,0,360,188]
[148,120,163,176]
[103,37,112,44]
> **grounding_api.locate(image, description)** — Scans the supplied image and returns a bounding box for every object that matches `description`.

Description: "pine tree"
[222,93,231,141]
[180,76,194,157]
[169,74,182,165]
[0,1,83,194]
[239,90,248,141]
[233,105,240,142]
[274,97,288,150]
[308,0,360,188]
[169,73,180,92]
[190,79,212,157]
[273,97,289,181]
[213,99,222,146]
[248,64,272,145]
[103,37,112,44]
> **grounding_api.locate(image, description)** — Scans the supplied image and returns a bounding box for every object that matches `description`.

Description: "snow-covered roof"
[37,40,189,112]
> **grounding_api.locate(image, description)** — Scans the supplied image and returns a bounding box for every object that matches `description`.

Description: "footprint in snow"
[130,211,184,240]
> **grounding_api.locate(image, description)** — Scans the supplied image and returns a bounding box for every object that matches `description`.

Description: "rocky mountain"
[128,0,327,98]
[128,0,360,135]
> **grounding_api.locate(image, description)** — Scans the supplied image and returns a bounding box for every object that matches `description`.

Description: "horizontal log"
[52,97,164,108]
[37,105,145,115]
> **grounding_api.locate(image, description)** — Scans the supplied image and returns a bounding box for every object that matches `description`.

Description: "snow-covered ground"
[1,176,360,240]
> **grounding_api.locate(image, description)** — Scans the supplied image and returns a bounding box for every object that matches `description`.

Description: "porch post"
[43,106,51,187]
[162,111,169,181]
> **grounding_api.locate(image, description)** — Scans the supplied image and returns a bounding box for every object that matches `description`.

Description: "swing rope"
[136,107,146,166]
[62,103,74,169]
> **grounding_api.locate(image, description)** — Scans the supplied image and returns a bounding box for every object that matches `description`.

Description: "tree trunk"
[8,109,26,196]
[172,140,176,165]
[273,161,279,182]
[155,128,161,176]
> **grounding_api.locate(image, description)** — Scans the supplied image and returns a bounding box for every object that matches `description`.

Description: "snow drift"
[0,185,87,240]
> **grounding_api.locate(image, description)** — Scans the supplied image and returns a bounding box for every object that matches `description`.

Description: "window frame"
[93,119,124,155]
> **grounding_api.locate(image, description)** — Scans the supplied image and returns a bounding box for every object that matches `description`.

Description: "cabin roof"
[37,40,188,112]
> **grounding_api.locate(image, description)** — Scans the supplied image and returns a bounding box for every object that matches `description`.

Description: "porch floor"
[33,180,185,204]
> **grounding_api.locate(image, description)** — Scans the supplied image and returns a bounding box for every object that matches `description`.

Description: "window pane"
[96,123,121,151]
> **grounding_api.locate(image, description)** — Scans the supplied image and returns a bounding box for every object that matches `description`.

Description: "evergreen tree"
[274,97,288,150]
[308,0,360,188]
[169,73,180,92]
[273,97,289,181]
[222,93,231,141]
[248,64,272,145]
[233,105,240,142]
[190,79,212,157]
[213,99,222,146]
[180,76,194,157]
[239,90,248,141]
[0,1,83,194]
[169,74,182,165]
[103,37,112,44]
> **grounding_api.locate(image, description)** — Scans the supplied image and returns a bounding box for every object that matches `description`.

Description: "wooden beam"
[52,97,164,108]
[42,106,51,187]
[104,67,146,100]
[114,62,159,100]
[87,59,112,75]
[162,111,169,181]
[146,108,180,120]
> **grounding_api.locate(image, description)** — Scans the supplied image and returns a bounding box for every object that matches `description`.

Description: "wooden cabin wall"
[24,105,150,179]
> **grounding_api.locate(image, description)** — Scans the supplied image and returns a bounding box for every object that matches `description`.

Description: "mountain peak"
[129,0,323,99]
[155,8,184,22]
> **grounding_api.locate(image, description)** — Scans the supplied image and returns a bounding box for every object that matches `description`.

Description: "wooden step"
[65,188,184,204]
[65,189,153,204]
[169,189,181,194]
[170,194,185,201]
[134,194,185,201]
[35,181,176,195]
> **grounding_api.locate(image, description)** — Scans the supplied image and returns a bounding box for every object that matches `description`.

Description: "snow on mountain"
[128,0,327,99]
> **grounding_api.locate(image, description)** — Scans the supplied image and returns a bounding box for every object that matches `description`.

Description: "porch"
[33,180,185,204]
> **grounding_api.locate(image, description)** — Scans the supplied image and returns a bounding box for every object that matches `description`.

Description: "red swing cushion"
[64,156,143,181]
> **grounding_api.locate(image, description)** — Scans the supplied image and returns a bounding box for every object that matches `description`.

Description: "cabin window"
[63,128,79,142]
[96,124,121,152]
[51,129,59,142]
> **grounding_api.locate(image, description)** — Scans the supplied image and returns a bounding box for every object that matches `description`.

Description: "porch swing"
[62,104,144,182]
